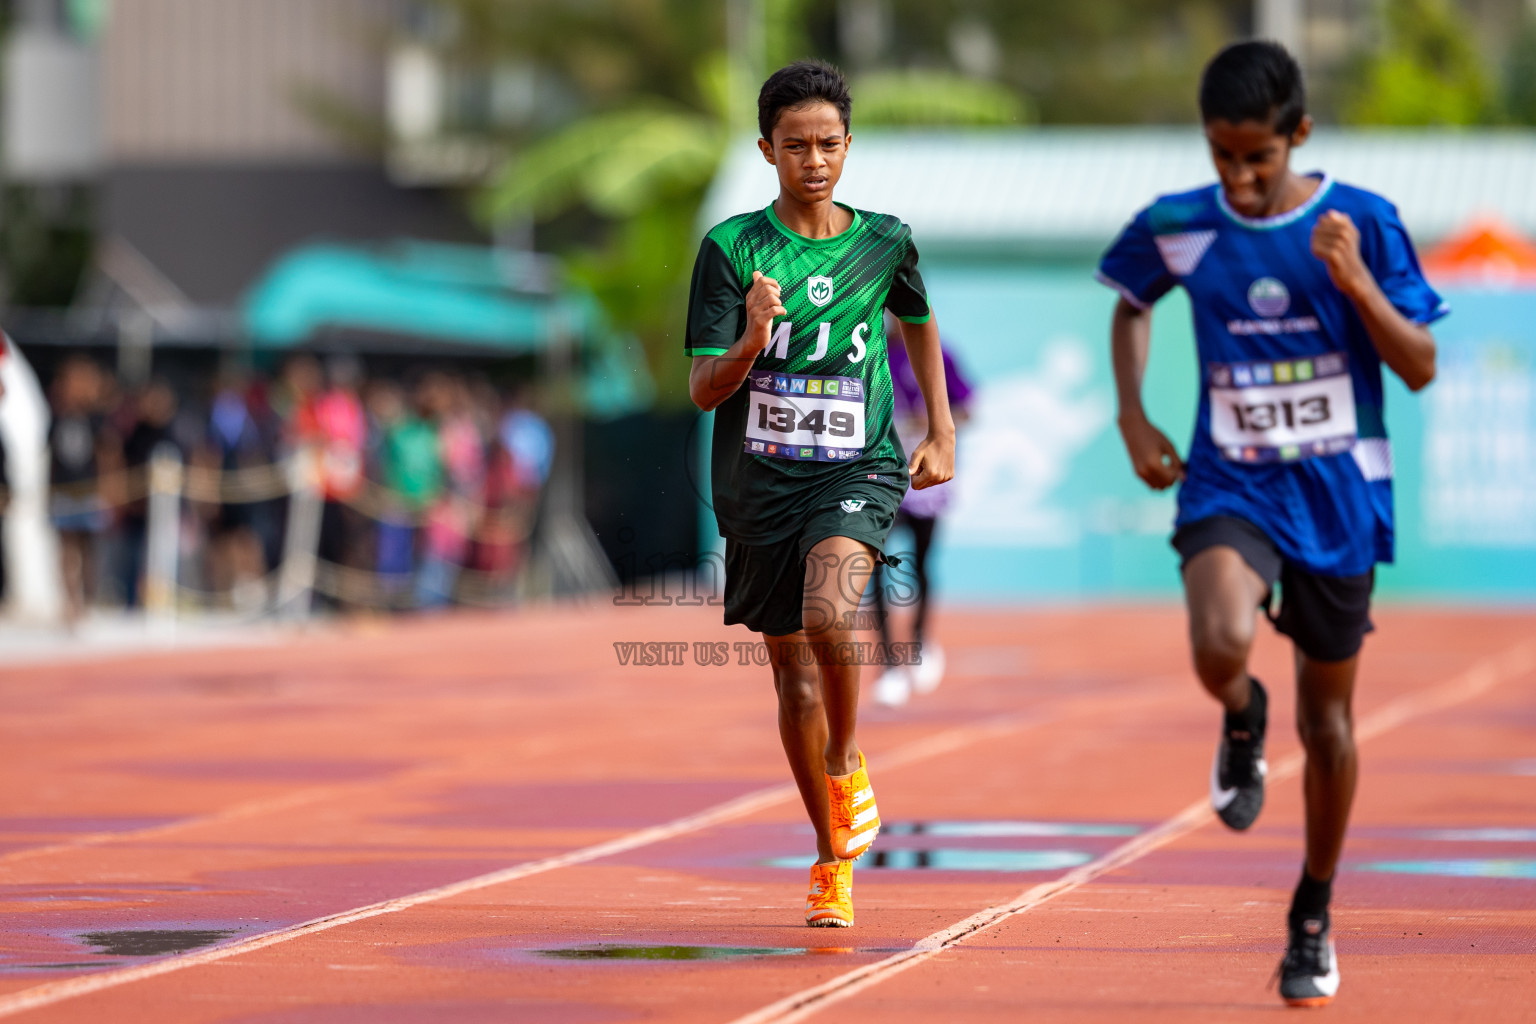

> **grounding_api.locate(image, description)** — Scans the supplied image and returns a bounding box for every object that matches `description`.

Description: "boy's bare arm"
[1311,211,1436,391]
[1111,297,1183,490]
[901,315,954,489]
[689,272,785,411]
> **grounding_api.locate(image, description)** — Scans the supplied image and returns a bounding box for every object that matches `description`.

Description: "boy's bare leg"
[1181,546,1268,711]
[802,534,878,777]
[1295,650,1360,881]
[766,631,835,864]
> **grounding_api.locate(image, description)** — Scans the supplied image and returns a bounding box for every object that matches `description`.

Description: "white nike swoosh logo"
[1209,745,1269,810]
[1210,747,1238,810]
[1315,941,1341,996]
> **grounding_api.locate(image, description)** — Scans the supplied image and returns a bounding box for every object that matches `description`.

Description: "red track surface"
[1,604,1534,1021]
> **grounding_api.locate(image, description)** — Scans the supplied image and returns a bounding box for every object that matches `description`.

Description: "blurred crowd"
[29,353,552,620]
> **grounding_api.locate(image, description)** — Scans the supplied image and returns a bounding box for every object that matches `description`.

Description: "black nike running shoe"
[1276,911,1340,1007]
[1210,677,1267,830]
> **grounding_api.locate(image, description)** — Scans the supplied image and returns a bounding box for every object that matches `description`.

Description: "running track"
[1,604,1534,1021]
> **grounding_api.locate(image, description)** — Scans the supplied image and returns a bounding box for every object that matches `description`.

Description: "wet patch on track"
[79,928,239,956]
[766,849,1092,871]
[1356,859,1536,879]
[536,944,804,961]
[533,944,904,962]
[882,821,1140,838]
[759,821,1134,872]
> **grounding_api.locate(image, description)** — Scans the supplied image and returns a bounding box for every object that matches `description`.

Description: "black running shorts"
[1172,515,1375,663]
[723,475,904,637]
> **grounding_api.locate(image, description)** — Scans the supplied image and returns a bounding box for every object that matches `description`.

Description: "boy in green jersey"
[686,60,956,926]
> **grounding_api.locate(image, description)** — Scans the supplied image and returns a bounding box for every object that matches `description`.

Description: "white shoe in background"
[873,667,912,707]
[911,643,945,694]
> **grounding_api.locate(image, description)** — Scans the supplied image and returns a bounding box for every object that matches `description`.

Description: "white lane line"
[726,641,1536,1024]
[0,693,1161,1019]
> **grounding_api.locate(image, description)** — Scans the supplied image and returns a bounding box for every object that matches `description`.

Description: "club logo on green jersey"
[807,276,834,308]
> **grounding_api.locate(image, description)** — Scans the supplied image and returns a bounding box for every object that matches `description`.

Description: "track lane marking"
[0,687,1181,1019]
[725,641,1536,1024]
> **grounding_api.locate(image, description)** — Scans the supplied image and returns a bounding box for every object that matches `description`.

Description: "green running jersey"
[686,202,930,543]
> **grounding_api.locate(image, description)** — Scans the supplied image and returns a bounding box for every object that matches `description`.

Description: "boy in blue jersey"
[1098,42,1444,1007]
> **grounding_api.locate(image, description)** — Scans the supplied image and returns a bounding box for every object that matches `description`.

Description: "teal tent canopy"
[243,240,653,415]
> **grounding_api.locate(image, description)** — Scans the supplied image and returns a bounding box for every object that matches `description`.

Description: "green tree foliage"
[428,0,1033,403]
[0,186,94,308]
[1506,14,1536,125]
[872,0,1246,124]
[855,71,1033,126]
[1343,0,1496,125]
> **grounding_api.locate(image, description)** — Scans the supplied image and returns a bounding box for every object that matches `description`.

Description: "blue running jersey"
[1097,174,1448,576]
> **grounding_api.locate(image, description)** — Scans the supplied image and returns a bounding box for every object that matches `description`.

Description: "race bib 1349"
[1209,352,1357,464]
[743,372,866,463]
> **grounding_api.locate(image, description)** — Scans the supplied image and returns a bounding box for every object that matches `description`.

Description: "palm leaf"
[482,105,724,223]
[853,70,1034,126]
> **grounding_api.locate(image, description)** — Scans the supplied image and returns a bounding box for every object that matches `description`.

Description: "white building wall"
[103,0,395,163]
[3,26,102,179]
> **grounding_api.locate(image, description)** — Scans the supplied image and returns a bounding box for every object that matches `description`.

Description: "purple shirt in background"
[886,341,972,518]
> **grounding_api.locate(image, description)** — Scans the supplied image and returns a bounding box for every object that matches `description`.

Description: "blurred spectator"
[15,352,548,618]
[48,356,120,625]
[118,380,183,607]
[202,371,272,611]
[363,377,403,486]
[364,378,412,600]
[275,354,323,451]
[313,356,370,606]
[382,374,445,603]
[500,386,554,493]
[418,374,483,608]
[471,386,552,586]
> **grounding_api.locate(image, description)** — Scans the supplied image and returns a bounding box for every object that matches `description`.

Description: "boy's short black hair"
[1199,41,1306,135]
[758,60,852,142]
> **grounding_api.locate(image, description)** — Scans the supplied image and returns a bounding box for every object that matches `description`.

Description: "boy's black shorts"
[723,475,904,637]
[1172,515,1375,663]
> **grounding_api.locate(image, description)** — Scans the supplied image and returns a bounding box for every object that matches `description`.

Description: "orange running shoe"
[826,750,880,861]
[805,859,854,927]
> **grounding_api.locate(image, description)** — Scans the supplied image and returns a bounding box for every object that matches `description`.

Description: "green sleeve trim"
[685,347,730,357]
[896,312,932,325]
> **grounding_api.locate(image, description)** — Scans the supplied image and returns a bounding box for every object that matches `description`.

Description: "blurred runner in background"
[871,315,973,707]
[1099,41,1445,1007]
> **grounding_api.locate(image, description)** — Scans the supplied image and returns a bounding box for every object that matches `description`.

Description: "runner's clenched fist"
[745,271,786,351]
[1311,210,1370,299]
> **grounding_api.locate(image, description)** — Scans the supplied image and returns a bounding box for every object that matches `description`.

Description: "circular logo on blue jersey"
[1247,277,1290,318]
